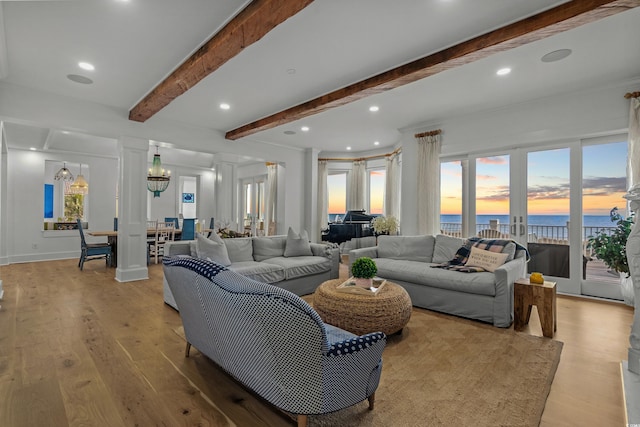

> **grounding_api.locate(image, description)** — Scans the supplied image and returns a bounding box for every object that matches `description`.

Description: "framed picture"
[182,193,195,203]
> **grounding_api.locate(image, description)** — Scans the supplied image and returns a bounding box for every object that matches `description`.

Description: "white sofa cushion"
[223,237,254,262]
[377,235,435,262]
[229,261,285,283]
[373,258,496,296]
[196,233,231,266]
[284,227,313,257]
[253,236,287,261]
[432,234,465,264]
[263,256,332,280]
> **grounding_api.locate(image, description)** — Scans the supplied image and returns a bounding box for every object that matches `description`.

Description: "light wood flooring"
[0,258,634,426]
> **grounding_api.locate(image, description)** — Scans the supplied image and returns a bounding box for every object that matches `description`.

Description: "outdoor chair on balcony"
[77,219,112,270]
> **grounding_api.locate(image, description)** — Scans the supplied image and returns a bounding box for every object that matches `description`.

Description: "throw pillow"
[284,227,313,257]
[432,234,465,263]
[196,233,231,266]
[464,246,509,272]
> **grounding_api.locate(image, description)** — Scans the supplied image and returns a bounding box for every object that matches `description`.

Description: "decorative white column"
[625,184,640,373]
[115,136,149,282]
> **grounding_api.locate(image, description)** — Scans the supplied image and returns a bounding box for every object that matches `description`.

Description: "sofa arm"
[164,240,192,257]
[311,243,340,279]
[493,256,527,327]
[321,331,386,412]
[348,246,379,275]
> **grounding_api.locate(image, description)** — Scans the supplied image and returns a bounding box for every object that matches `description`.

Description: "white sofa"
[163,234,340,309]
[349,235,527,327]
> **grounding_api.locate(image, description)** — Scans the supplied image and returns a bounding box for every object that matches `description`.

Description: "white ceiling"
[1,0,639,158]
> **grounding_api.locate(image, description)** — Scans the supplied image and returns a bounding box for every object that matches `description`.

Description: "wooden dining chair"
[77,219,112,270]
[148,221,175,264]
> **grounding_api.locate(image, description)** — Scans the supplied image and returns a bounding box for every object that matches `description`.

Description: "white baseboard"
[0,279,3,300]
[622,360,640,424]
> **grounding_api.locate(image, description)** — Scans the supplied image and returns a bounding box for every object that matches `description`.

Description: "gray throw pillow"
[284,227,313,257]
[196,233,231,266]
[433,234,465,263]
[222,237,254,263]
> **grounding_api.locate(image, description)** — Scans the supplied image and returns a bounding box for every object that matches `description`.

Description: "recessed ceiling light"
[78,62,94,71]
[29,147,37,151]
[369,106,379,112]
[496,67,511,76]
[301,126,309,132]
[346,146,352,150]
[67,74,93,84]
[286,68,296,74]
[284,130,296,135]
[219,103,230,110]
[374,141,380,146]
[541,49,572,63]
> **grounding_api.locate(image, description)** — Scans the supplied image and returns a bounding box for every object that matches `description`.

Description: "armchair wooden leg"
[185,342,191,357]
[368,393,375,410]
[297,414,308,427]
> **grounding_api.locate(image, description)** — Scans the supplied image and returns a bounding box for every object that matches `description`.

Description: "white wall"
[6,149,118,263]
[400,80,638,235]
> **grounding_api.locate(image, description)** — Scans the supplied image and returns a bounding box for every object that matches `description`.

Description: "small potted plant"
[351,257,378,288]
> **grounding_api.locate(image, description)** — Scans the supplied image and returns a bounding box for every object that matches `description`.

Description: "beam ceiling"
[226,0,640,140]
[128,0,314,123]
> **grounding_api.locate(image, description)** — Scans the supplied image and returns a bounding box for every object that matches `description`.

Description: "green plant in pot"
[588,207,633,277]
[351,257,378,288]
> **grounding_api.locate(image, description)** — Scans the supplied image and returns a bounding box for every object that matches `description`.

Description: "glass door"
[242,177,265,236]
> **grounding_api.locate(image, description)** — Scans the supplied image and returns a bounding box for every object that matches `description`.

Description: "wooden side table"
[514,278,557,338]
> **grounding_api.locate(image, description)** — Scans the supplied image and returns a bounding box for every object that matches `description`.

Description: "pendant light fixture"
[147,146,171,197]
[69,164,89,195]
[54,162,75,181]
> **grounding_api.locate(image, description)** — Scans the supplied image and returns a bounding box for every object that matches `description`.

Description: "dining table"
[87,228,212,266]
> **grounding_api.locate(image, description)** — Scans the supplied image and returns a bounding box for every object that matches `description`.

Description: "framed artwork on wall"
[182,193,195,203]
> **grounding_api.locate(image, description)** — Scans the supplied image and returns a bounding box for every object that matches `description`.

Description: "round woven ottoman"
[313,279,412,336]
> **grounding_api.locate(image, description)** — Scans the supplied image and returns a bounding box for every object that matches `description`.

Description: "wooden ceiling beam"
[129,0,315,123]
[226,0,640,140]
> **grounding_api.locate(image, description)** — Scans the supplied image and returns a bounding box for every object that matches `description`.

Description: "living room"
[1,1,639,425]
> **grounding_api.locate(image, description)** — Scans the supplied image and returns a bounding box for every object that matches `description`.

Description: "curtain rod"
[414,129,442,138]
[624,91,640,99]
[318,146,401,162]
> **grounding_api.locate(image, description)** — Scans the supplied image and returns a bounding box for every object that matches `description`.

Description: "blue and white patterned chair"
[163,256,386,427]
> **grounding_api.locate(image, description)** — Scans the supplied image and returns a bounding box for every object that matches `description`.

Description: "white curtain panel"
[348,159,366,211]
[385,152,400,219]
[417,133,441,235]
[629,97,640,187]
[265,163,277,235]
[317,160,328,242]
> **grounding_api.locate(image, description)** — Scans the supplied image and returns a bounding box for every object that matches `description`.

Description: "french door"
[462,136,628,299]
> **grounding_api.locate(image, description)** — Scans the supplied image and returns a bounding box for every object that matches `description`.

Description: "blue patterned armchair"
[163,256,386,426]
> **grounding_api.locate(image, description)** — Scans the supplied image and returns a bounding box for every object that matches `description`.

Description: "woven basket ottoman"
[313,278,412,335]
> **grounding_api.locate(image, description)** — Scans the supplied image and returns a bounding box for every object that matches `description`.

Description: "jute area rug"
[176,306,562,427]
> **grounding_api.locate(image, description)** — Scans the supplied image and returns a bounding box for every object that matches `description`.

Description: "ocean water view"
[440,214,620,229]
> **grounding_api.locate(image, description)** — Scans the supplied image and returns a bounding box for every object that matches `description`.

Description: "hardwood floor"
[0,258,634,426]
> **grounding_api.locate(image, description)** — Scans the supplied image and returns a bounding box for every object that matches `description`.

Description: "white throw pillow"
[196,233,232,266]
[284,227,313,257]
[464,246,509,272]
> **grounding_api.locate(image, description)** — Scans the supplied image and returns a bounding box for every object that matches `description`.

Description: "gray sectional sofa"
[349,234,527,327]
[163,233,340,309]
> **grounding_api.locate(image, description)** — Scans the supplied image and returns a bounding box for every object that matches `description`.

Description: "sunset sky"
[441,141,628,217]
[329,141,628,218]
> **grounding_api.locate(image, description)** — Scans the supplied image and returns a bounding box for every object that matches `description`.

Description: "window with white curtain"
[368,168,385,215]
[327,171,347,222]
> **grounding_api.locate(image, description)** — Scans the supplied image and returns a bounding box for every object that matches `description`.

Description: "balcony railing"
[440,222,616,245]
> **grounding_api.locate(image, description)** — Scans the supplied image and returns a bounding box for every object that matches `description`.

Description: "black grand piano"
[321,210,375,245]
